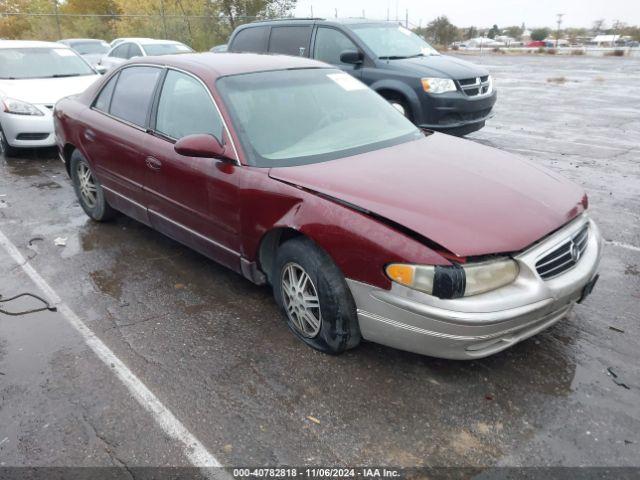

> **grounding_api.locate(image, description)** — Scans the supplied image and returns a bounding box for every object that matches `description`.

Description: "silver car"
[98,39,194,72]
[0,40,100,155]
[58,38,110,69]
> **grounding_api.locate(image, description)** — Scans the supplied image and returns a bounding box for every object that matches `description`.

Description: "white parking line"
[606,240,640,252]
[0,228,226,474]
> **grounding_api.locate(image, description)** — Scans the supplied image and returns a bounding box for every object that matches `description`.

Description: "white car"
[0,40,101,155]
[98,39,194,71]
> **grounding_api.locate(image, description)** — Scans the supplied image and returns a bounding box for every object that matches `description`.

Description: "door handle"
[84,129,96,142]
[145,156,162,171]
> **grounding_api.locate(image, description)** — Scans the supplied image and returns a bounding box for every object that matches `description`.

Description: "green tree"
[531,27,550,41]
[61,0,121,39]
[487,24,499,39]
[217,0,296,29]
[424,15,459,47]
[504,25,523,40]
[464,26,477,40]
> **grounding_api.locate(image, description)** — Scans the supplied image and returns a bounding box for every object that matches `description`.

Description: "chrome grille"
[535,224,589,279]
[458,76,492,97]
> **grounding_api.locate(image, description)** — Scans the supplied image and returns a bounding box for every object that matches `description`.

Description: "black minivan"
[226,18,497,135]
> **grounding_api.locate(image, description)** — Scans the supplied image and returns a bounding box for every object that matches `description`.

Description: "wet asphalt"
[0,54,639,469]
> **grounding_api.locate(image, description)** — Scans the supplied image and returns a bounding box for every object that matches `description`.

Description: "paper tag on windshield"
[327,73,366,91]
[54,48,76,57]
[176,45,190,52]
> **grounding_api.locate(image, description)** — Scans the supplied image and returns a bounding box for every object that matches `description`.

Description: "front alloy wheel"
[281,262,322,338]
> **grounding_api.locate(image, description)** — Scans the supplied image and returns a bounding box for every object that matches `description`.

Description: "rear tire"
[70,149,116,222]
[273,237,361,355]
[0,125,18,157]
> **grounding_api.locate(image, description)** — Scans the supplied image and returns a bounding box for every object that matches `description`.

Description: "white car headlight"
[421,77,457,94]
[2,97,44,116]
[386,258,519,299]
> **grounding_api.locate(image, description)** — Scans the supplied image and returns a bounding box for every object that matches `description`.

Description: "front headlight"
[421,77,457,94]
[385,258,519,299]
[2,97,44,116]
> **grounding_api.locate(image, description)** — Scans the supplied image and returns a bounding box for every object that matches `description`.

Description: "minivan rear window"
[268,26,312,57]
[230,26,269,53]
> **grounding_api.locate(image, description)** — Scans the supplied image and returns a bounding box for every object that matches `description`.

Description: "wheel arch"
[257,227,304,284]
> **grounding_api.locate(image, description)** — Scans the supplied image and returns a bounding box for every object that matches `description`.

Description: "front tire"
[0,125,18,157]
[273,237,361,354]
[70,149,116,222]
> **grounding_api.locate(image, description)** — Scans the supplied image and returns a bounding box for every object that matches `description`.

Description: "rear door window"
[314,27,358,65]
[230,26,269,53]
[94,73,119,112]
[109,66,162,127]
[268,26,312,57]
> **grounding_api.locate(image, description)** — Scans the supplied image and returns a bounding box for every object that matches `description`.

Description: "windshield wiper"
[51,73,82,78]
[378,55,410,60]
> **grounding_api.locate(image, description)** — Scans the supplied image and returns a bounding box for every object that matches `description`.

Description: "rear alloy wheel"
[273,236,361,354]
[70,149,116,222]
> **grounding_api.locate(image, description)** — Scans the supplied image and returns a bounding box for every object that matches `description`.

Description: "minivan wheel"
[388,98,412,121]
[273,237,361,354]
[70,149,116,222]
[0,126,18,157]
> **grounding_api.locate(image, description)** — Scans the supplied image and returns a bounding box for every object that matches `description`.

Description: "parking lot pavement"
[0,54,639,469]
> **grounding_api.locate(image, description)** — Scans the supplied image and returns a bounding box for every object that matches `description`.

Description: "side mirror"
[340,50,364,65]
[95,64,108,75]
[174,134,232,161]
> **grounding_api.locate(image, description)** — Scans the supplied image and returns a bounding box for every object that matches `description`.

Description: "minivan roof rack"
[249,17,325,24]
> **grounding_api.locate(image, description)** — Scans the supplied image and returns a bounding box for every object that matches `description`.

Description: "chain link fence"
[0,12,268,51]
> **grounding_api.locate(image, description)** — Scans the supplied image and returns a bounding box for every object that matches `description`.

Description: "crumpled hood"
[0,75,100,105]
[384,54,489,80]
[269,134,586,258]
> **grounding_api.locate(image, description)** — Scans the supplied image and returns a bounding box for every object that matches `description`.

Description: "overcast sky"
[294,0,640,29]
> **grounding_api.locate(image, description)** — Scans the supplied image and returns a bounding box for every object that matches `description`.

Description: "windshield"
[0,48,95,79]
[351,24,439,58]
[71,41,110,55]
[217,69,421,167]
[142,43,193,56]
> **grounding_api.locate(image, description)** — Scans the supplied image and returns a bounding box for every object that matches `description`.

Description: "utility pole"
[612,19,619,47]
[555,13,564,48]
[159,0,168,39]
[334,8,337,19]
[310,5,313,17]
[52,0,62,39]
[395,0,398,22]
[405,9,408,28]
[386,8,389,21]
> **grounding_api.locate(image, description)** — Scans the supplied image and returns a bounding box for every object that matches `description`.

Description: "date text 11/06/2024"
[232,468,401,478]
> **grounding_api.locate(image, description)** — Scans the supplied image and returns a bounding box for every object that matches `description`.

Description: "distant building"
[465,37,505,48]
[590,35,620,46]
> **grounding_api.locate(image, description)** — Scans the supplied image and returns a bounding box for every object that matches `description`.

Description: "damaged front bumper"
[347,214,603,360]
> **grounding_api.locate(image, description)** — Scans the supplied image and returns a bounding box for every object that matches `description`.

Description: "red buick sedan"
[54,53,602,359]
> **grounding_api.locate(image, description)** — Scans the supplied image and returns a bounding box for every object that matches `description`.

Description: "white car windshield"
[351,24,440,59]
[217,68,422,167]
[142,43,193,56]
[0,48,95,79]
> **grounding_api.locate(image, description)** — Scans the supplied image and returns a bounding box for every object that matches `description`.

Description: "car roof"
[239,17,400,28]
[60,38,107,43]
[0,40,70,49]
[137,39,185,46]
[139,52,329,79]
